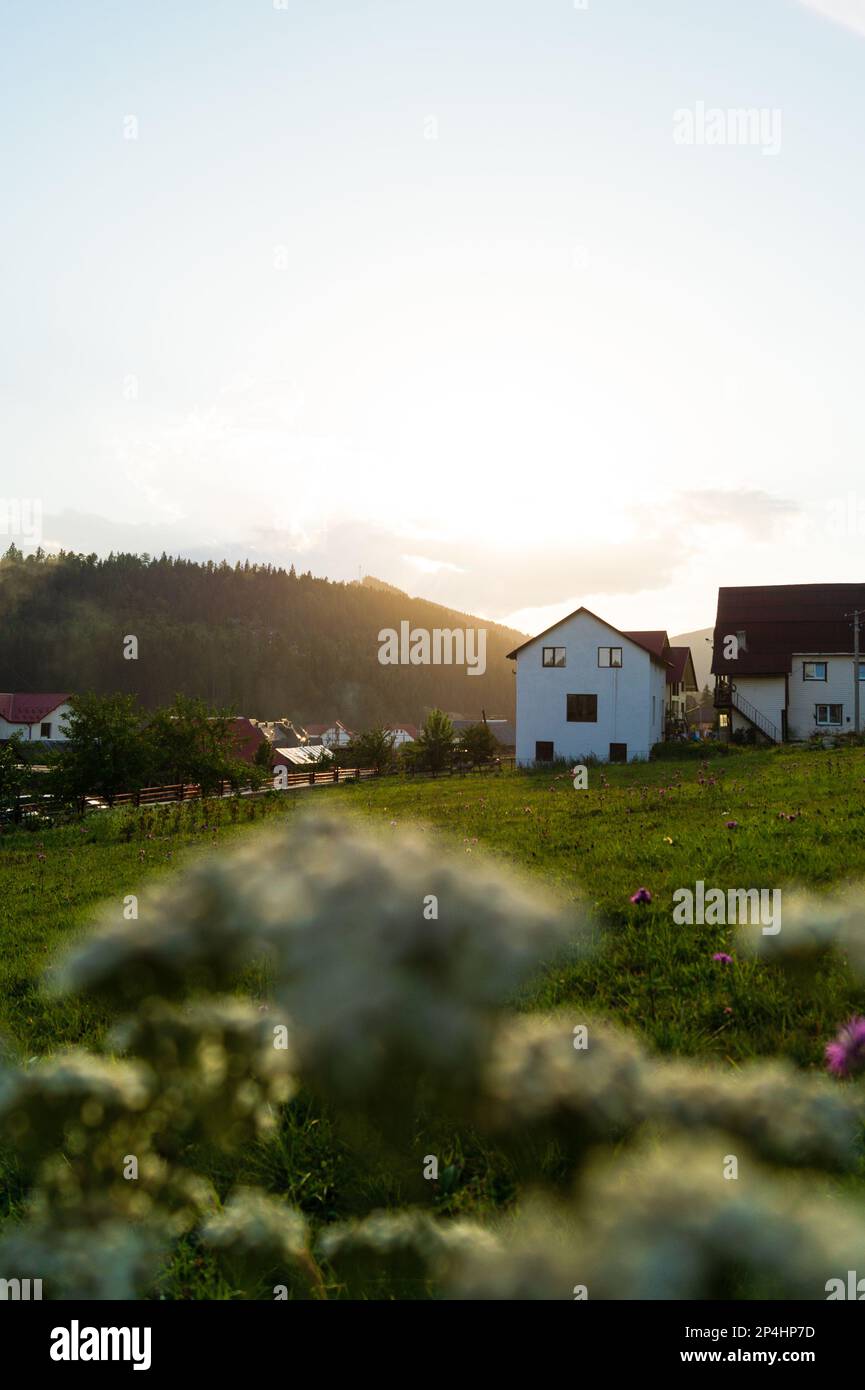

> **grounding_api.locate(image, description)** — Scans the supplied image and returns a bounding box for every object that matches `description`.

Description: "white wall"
[728,675,785,741]
[788,655,861,738]
[0,703,73,742]
[514,612,660,764]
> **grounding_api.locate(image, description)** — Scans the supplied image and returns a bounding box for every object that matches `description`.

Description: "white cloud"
[799,0,865,39]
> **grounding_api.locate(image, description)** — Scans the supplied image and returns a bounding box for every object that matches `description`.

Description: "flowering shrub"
[2,812,865,1299]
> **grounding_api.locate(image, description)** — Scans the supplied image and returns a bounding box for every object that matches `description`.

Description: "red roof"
[0,693,71,725]
[305,721,353,736]
[228,717,268,764]
[388,723,418,738]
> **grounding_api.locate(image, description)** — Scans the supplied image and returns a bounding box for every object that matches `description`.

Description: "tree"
[345,726,396,774]
[456,722,498,768]
[0,732,33,822]
[145,696,248,795]
[413,709,455,775]
[49,693,149,809]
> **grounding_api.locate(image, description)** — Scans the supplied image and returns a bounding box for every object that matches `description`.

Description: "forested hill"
[0,549,523,727]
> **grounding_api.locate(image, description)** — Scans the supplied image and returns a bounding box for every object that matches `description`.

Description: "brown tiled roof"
[0,693,71,724]
[711,584,865,676]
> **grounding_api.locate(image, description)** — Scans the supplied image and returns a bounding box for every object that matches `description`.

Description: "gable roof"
[305,721,354,737]
[0,693,71,725]
[505,607,669,666]
[712,584,865,676]
[666,646,698,688]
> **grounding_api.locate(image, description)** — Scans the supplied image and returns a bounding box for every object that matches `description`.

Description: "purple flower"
[630,887,652,904]
[712,952,733,965]
[826,1017,865,1078]
[725,820,739,830]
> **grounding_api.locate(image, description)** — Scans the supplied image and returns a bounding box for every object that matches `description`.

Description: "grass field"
[2,743,864,1296]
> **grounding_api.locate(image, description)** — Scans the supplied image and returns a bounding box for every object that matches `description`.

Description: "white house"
[506,609,671,764]
[305,720,354,748]
[713,583,865,743]
[0,693,73,744]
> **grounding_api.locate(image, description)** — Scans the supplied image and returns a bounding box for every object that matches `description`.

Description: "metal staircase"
[714,679,781,743]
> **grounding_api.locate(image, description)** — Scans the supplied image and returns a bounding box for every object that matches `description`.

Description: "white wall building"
[712,584,865,743]
[0,693,73,743]
[506,608,670,765]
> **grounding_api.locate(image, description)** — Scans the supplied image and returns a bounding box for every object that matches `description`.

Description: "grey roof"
[451,718,516,745]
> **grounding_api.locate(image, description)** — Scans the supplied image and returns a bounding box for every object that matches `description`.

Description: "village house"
[305,721,355,748]
[386,723,418,747]
[0,693,73,745]
[506,609,688,764]
[712,583,865,743]
[451,717,516,754]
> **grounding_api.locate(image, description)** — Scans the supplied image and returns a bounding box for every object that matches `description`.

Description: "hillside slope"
[0,549,522,728]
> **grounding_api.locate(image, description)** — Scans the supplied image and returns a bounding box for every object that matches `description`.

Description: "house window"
[535,740,554,762]
[567,693,597,722]
[803,662,827,681]
[40,722,51,738]
[719,713,729,728]
[598,647,622,667]
[816,704,843,725]
[542,647,566,668]
[859,663,865,682]
[609,742,627,763]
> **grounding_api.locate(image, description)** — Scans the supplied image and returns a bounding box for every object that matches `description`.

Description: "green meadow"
[1,743,864,1297]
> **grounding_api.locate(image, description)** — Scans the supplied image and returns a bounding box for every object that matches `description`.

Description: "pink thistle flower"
[712,952,733,965]
[826,1017,865,1078]
[630,887,652,905]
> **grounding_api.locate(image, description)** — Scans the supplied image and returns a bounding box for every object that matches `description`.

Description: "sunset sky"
[3,0,865,637]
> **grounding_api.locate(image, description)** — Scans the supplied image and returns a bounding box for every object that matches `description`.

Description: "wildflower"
[725,820,739,830]
[826,1017,865,1078]
[712,953,733,965]
[630,888,652,905]
[663,836,673,844]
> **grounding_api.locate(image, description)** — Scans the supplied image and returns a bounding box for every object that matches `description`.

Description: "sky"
[2,0,864,638]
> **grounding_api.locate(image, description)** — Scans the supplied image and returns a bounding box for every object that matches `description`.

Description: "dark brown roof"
[711,584,865,676]
[667,646,698,688]
[505,607,668,666]
[623,630,669,660]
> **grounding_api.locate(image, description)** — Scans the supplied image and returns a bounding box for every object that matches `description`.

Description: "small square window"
[535,740,554,762]
[804,662,827,681]
[542,647,566,668]
[40,722,51,738]
[816,704,842,725]
[567,693,597,722]
[609,742,627,763]
[598,647,622,667]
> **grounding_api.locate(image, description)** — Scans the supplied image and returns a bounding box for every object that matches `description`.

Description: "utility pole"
[855,609,861,737]
[847,608,862,736]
